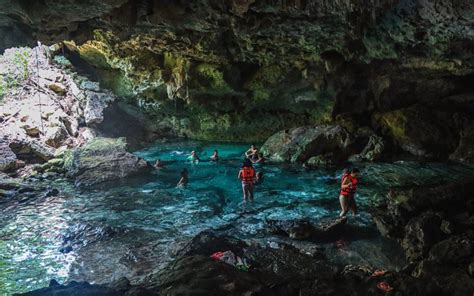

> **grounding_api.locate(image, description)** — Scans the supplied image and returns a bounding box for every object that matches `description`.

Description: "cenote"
[1,1,474,295]
[1,141,474,294]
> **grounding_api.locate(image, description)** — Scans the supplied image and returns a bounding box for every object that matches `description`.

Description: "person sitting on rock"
[339,168,360,217]
[245,144,258,160]
[238,159,256,204]
[154,159,165,169]
[187,151,200,163]
[210,150,219,161]
[177,168,189,187]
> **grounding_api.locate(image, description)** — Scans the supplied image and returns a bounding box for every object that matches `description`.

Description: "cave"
[0,0,473,295]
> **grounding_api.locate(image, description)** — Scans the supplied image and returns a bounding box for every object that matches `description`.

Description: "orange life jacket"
[341,174,358,196]
[241,167,255,183]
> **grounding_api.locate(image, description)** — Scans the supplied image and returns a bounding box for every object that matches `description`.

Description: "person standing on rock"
[339,168,360,217]
[238,159,256,204]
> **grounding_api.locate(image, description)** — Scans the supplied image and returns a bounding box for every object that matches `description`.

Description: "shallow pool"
[1,140,474,294]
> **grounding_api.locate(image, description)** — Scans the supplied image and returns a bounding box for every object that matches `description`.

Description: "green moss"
[195,63,231,92]
[378,110,409,142]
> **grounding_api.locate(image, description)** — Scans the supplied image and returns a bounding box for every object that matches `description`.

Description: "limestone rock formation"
[261,124,353,163]
[63,137,148,186]
[1,0,473,149]
[0,139,17,171]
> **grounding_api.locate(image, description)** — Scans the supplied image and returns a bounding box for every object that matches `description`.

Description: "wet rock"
[63,137,147,186]
[304,153,336,168]
[44,126,68,148]
[14,280,120,296]
[149,255,267,295]
[428,235,473,264]
[0,139,17,171]
[266,217,348,241]
[261,124,353,163]
[266,219,316,240]
[401,212,443,262]
[175,230,247,257]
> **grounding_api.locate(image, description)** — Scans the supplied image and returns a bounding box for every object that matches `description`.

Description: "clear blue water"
[1,140,474,294]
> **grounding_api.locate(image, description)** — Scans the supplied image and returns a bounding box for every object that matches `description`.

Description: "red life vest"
[241,167,255,183]
[341,174,358,196]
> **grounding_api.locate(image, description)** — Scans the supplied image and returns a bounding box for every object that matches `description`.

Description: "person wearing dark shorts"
[339,168,360,217]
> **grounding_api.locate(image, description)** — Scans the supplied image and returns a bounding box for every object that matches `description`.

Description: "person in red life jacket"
[339,168,360,217]
[238,158,256,203]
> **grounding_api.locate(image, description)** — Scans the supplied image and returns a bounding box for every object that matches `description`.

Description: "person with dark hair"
[339,168,360,217]
[238,158,256,203]
[210,150,219,161]
[245,144,258,160]
[154,159,165,169]
[177,168,189,187]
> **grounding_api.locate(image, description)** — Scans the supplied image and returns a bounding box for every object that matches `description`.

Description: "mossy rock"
[375,106,457,157]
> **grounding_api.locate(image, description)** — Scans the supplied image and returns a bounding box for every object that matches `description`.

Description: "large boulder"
[374,106,457,157]
[260,124,353,163]
[9,139,55,162]
[63,137,148,186]
[401,212,443,262]
[0,139,17,171]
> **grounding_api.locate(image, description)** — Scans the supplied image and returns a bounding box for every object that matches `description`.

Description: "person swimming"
[177,168,189,187]
[187,151,200,163]
[210,150,219,161]
[154,159,165,169]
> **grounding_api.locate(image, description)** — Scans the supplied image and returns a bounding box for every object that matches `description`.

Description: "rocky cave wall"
[1,0,473,158]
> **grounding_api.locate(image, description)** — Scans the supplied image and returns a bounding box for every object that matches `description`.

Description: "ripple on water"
[2,141,474,293]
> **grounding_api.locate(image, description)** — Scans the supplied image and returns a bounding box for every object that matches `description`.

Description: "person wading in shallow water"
[238,159,256,204]
[177,168,189,187]
[339,168,360,217]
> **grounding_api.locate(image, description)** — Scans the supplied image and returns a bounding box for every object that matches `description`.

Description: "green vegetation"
[0,47,31,100]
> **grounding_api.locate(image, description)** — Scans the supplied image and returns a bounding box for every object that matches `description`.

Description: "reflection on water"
[1,140,474,294]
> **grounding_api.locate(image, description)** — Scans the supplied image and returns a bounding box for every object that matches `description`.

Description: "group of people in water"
[153,144,360,217]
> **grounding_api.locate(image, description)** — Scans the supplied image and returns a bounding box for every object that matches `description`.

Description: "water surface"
[1,141,474,294]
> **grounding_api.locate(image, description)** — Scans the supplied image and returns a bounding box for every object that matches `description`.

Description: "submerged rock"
[63,137,148,186]
[261,124,353,163]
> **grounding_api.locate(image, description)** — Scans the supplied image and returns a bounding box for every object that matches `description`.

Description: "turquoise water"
[1,140,474,294]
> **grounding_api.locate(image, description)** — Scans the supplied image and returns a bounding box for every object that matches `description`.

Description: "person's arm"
[341,176,351,189]
[177,177,184,186]
[238,170,242,180]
